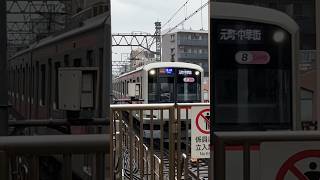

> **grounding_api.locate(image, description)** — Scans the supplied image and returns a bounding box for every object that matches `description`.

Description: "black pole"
[0,1,8,179]
[97,0,112,179]
[0,0,8,136]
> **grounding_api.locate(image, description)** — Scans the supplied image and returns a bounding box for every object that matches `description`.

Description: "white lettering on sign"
[178,70,192,75]
[220,29,262,41]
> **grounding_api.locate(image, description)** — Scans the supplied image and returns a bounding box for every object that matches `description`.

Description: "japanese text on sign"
[219,29,262,41]
[191,106,210,159]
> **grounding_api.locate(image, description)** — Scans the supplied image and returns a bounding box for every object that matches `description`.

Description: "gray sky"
[111,0,208,73]
[111,0,208,33]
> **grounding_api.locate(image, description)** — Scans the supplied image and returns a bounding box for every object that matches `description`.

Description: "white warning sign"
[261,142,320,180]
[191,106,210,159]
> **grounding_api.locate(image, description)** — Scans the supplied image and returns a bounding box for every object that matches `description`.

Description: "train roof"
[10,13,108,59]
[210,2,299,34]
[116,62,204,79]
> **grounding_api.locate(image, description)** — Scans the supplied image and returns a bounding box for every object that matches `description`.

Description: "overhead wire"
[162,0,190,29]
[162,1,209,36]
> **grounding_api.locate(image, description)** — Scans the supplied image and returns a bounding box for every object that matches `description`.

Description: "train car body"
[113,62,204,103]
[8,13,108,124]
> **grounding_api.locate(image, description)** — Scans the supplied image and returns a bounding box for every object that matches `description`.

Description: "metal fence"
[111,103,210,180]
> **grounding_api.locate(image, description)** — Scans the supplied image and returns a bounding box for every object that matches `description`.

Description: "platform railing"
[111,103,210,180]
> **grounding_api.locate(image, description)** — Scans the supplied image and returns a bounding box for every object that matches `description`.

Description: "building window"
[193,48,198,54]
[171,54,175,61]
[170,48,175,54]
[170,34,175,41]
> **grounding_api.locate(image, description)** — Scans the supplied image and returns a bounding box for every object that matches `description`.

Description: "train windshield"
[148,68,202,103]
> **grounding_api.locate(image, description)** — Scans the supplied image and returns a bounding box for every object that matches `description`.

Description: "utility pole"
[155,21,162,61]
[316,0,320,130]
[97,0,112,179]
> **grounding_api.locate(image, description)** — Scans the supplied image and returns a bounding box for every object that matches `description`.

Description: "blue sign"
[165,68,173,75]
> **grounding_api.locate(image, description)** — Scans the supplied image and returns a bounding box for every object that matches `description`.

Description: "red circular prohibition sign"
[195,109,210,134]
[276,150,320,180]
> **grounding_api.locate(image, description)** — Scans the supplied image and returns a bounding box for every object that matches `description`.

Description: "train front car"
[143,62,204,142]
[144,62,203,104]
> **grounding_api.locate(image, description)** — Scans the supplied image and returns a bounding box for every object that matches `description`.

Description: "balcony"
[177,52,208,60]
[177,39,208,46]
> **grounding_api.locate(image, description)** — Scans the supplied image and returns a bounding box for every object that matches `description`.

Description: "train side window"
[64,55,69,67]
[48,59,52,114]
[124,81,126,95]
[93,6,98,16]
[125,80,127,95]
[122,81,125,95]
[126,81,129,95]
[14,69,16,94]
[54,62,61,109]
[87,50,94,67]
[99,48,103,64]
[12,69,14,94]
[26,64,29,100]
[31,66,34,104]
[140,77,143,99]
[22,67,25,100]
[28,64,30,99]
[8,69,10,94]
[17,68,19,97]
[40,64,46,106]
[19,66,22,99]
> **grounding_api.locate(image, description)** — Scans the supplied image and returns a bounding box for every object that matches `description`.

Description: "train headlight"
[149,69,156,75]
[273,30,285,43]
[195,71,200,76]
